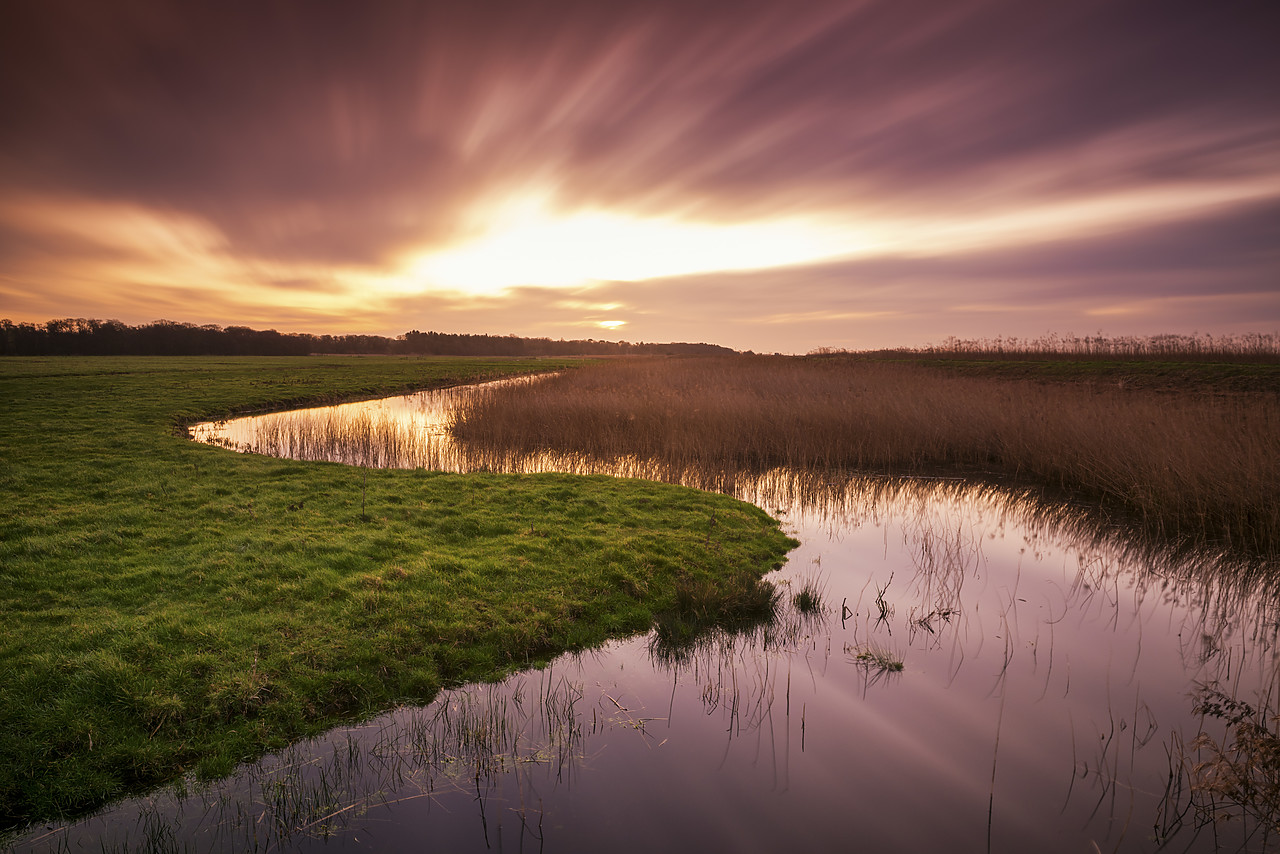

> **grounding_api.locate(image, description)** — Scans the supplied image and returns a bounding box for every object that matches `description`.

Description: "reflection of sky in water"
[16,382,1278,852]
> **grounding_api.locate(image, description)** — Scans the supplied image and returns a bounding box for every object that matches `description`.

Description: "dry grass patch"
[452,355,1280,555]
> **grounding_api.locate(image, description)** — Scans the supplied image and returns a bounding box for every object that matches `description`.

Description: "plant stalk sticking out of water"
[1175,685,1280,835]
[847,643,904,674]
[875,574,894,625]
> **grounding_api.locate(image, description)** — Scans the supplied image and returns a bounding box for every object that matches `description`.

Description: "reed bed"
[450,356,1280,556]
[252,410,442,469]
[872,331,1280,361]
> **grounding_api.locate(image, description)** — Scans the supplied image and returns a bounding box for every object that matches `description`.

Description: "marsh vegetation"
[883,331,1280,361]
[451,355,1280,556]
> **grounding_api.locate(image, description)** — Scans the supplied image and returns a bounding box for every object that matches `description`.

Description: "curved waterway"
[13,378,1280,852]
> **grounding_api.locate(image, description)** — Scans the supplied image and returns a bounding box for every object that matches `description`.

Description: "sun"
[406,193,862,296]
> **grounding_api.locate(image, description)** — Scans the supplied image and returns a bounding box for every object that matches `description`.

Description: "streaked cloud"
[0,0,1276,349]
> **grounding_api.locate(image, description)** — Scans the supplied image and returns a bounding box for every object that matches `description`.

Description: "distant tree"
[1,319,735,358]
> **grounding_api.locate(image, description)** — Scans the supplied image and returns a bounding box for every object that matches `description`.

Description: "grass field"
[0,356,796,827]
[452,354,1280,557]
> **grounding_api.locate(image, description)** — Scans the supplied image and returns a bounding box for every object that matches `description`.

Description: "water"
[11,381,1279,852]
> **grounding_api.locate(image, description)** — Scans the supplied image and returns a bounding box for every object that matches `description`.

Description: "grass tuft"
[651,573,782,658]
[849,643,904,674]
[791,575,826,615]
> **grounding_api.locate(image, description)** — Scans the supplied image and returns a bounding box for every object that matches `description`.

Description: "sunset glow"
[1,0,1276,350]
[408,195,861,295]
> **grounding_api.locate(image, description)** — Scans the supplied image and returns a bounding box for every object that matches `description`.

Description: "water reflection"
[10,381,1279,852]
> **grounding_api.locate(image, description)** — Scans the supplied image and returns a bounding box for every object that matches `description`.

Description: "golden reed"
[450,356,1280,556]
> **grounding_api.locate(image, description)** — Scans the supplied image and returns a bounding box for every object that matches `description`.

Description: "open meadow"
[0,357,795,828]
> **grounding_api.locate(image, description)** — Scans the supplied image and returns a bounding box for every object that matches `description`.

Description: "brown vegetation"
[1158,686,1280,840]
[850,331,1280,362]
[450,355,1280,556]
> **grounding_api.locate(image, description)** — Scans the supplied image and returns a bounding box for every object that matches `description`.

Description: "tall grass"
[252,410,446,468]
[451,356,1280,556]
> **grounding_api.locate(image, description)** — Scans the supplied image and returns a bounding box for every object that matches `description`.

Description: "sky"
[1,0,1277,353]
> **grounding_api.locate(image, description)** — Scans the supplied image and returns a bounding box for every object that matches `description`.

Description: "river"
[12,378,1279,853]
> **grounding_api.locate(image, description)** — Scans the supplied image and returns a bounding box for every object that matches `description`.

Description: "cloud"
[494,199,1280,351]
[1,0,1277,349]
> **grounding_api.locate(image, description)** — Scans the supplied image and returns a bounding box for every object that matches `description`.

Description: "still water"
[13,379,1280,852]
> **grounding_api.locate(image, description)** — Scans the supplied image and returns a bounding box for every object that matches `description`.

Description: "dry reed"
[866,331,1280,361]
[450,356,1280,556]
[1157,685,1280,840]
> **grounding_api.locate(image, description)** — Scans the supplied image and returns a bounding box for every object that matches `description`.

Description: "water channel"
[10,378,1280,852]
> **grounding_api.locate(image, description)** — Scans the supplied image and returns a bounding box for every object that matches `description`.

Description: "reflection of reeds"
[411,675,584,784]
[646,584,830,744]
[16,589,831,852]
[450,356,1280,556]
[16,673,590,852]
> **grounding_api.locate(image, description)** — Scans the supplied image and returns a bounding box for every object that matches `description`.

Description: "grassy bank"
[451,355,1280,556]
[0,356,796,827]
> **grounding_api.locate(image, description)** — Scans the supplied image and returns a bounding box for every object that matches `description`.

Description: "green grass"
[650,571,783,653]
[0,356,796,828]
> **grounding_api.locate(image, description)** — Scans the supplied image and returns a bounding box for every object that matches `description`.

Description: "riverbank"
[0,357,796,827]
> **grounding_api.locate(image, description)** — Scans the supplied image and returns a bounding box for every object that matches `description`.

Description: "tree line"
[0,318,733,357]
